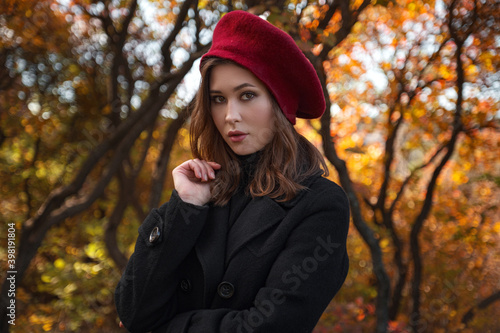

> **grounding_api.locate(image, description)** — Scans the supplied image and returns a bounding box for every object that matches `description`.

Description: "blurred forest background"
[1,0,499,332]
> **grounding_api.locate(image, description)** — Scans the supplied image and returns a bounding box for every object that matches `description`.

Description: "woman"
[115,10,349,333]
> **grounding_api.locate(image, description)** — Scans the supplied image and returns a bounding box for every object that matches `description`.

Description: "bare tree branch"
[149,106,190,209]
[410,30,465,330]
[105,166,132,270]
[161,0,198,70]
[24,137,41,220]
[462,290,500,325]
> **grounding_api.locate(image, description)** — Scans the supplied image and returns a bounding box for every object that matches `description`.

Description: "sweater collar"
[236,151,261,189]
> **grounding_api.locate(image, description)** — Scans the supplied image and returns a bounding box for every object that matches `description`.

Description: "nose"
[225,99,242,123]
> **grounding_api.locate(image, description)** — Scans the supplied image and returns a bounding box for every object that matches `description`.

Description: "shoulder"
[284,175,350,244]
[303,176,349,214]
[309,176,346,197]
[282,174,348,209]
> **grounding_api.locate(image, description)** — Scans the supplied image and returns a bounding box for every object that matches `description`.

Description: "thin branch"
[105,166,130,270]
[410,21,465,327]
[161,0,198,69]
[462,290,500,325]
[149,106,190,209]
[318,0,351,59]
[317,1,339,34]
[132,123,155,178]
[119,0,139,44]
[194,1,202,50]
[389,142,447,215]
[376,103,404,212]
[24,137,41,220]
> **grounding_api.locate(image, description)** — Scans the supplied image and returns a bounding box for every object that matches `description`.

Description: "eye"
[211,96,225,104]
[241,92,256,101]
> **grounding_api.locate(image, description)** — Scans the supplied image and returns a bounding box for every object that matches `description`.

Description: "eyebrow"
[210,83,256,94]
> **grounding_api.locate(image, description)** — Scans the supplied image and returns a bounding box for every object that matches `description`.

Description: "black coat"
[115,174,349,333]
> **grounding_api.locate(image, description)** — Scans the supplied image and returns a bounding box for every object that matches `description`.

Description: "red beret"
[201,11,325,125]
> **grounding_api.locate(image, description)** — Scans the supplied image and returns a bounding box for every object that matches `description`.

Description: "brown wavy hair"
[190,58,329,206]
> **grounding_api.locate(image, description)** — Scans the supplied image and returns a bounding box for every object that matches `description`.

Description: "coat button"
[149,226,160,243]
[180,279,192,293]
[217,281,234,299]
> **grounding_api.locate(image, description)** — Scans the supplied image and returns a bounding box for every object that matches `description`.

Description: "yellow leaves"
[153,130,160,140]
[352,21,363,34]
[64,283,77,294]
[451,170,469,185]
[381,62,392,71]
[41,274,52,283]
[140,129,149,140]
[380,238,390,249]
[68,63,80,75]
[29,313,54,331]
[465,64,478,77]
[65,246,79,255]
[24,124,35,135]
[197,0,210,10]
[146,145,159,162]
[54,258,66,270]
[483,57,494,71]
[438,64,453,80]
[84,242,105,260]
[352,0,366,9]
[413,107,426,120]
[36,167,47,178]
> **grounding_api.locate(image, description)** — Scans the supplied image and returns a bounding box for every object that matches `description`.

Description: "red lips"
[228,130,248,142]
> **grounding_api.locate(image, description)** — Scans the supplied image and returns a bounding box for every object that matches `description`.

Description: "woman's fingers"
[207,161,222,169]
[172,159,221,206]
[197,159,211,181]
[188,159,220,181]
[188,159,208,181]
[174,159,221,183]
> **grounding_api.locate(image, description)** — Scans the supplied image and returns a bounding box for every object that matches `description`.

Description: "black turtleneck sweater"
[227,152,260,228]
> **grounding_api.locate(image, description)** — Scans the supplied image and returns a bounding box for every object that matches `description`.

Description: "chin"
[232,149,254,156]
[229,145,259,156]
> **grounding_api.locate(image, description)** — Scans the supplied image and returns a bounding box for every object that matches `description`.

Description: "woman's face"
[209,63,275,156]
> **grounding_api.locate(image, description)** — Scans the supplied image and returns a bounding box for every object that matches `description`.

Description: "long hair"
[190,58,329,206]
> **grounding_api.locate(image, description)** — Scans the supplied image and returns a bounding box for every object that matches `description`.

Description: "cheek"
[255,127,275,148]
[255,106,276,145]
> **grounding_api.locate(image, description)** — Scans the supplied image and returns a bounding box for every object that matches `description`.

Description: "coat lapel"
[195,205,229,306]
[226,196,286,263]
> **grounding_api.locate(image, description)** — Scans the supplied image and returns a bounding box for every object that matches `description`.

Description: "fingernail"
[210,172,215,178]
[203,174,207,181]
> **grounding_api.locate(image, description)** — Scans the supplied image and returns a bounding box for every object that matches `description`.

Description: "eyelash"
[210,92,256,104]
[241,92,256,100]
[211,96,225,104]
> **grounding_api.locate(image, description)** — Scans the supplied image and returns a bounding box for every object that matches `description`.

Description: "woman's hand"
[172,159,221,206]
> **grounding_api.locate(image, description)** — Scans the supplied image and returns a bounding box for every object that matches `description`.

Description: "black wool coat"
[115,174,350,333]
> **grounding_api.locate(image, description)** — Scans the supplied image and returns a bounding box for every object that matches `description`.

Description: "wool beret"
[201,10,325,125]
